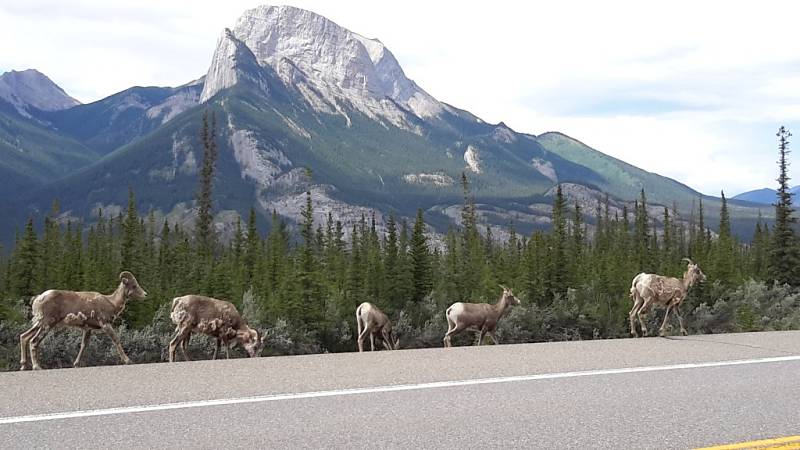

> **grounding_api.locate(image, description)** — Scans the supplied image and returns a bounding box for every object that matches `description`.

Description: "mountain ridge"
[0,69,80,118]
[0,5,769,243]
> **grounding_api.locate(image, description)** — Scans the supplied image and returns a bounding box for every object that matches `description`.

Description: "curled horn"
[119,271,132,281]
[681,258,694,265]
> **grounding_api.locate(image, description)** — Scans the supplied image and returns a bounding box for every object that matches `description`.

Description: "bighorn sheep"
[629,258,706,337]
[443,285,520,347]
[169,295,265,362]
[355,302,399,352]
[19,271,148,370]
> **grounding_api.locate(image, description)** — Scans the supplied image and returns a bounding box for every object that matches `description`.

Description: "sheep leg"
[380,334,391,350]
[19,324,39,370]
[357,327,369,353]
[370,332,376,351]
[629,297,643,337]
[443,325,464,348]
[659,304,673,336]
[443,312,457,347]
[476,329,486,346]
[180,333,191,361]
[169,326,189,362]
[212,338,220,360]
[73,329,91,367]
[356,310,364,352]
[381,330,393,350]
[637,302,650,337]
[225,343,230,359]
[102,324,130,365]
[29,324,52,370]
[675,304,688,336]
[488,331,499,345]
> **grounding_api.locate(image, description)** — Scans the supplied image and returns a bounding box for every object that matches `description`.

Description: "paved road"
[1,331,799,449]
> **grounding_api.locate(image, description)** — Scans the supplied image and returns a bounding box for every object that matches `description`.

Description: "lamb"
[629,259,706,337]
[19,271,148,370]
[355,302,399,352]
[169,295,265,362]
[443,285,520,347]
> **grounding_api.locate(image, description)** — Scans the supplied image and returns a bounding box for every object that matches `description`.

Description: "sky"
[1,0,799,196]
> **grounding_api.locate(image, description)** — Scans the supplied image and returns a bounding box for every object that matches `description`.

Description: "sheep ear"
[499,284,507,291]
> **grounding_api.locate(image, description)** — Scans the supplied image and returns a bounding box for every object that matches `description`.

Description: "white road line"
[2,354,799,425]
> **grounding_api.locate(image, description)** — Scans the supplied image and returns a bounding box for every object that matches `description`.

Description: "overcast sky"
[2,0,799,196]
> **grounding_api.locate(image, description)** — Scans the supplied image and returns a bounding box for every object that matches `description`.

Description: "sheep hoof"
[19,365,28,371]
[659,330,668,337]
[681,330,688,336]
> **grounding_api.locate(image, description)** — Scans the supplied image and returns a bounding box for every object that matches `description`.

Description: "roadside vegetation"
[1,120,797,370]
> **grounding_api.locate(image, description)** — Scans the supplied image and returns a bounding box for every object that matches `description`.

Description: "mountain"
[0,69,80,118]
[0,5,768,242]
[0,71,98,197]
[732,187,800,205]
[39,80,203,154]
[0,102,99,197]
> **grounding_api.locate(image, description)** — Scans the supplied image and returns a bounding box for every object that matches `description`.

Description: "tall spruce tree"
[196,110,218,257]
[410,208,432,305]
[769,126,800,284]
[713,191,737,285]
[12,218,39,298]
[546,184,568,300]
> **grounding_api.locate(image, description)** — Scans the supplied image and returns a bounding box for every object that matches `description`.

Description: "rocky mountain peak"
[202,4,442,120]
[0,69,80,117]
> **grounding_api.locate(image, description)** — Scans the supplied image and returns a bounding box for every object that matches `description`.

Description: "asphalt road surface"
[1,331,799,449]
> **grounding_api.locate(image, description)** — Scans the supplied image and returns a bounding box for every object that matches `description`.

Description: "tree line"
[0,119,797,363]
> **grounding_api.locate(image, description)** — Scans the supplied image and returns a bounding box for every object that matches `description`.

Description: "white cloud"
[1,0,798,196]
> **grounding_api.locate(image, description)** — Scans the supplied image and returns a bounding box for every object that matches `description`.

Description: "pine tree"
[769,126,800,284]
[296,191,322,325]
[714,191,736,285]
[383,214,401,310]
[459,173,484,300]
[121,187,140,271]
[546,184,568,300]
[244,207,260,285]
[409,209,432,305]
[196,110,218,257]
[569,202,584,285]
[39,200,62,289]
[12,217,39,298]
[634,189,651,271]
[750,213,769,280]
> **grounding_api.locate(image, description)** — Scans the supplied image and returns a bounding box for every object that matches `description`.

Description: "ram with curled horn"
[628,258,706,337]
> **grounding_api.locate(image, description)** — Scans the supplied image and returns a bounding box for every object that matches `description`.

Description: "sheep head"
[681,259,706,285]
[119,271,147,300]
[238,328,264,357]
[381,321,400,350]
[499,285,521,306]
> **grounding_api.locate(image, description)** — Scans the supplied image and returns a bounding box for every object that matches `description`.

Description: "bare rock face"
[201,5,444,127]
[0,69,80,117]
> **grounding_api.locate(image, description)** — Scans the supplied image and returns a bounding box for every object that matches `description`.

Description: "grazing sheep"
[19,271,148,370]
[355,302,399,352]
[629,259,706,337]
[443,286,520,347]
[169,295,265,361]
